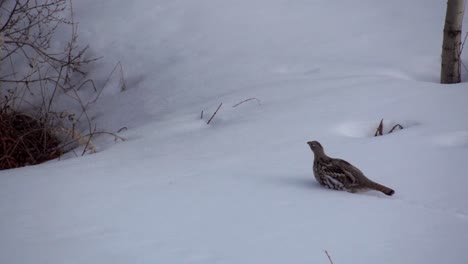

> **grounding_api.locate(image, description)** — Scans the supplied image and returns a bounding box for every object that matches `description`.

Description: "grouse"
[307,141,394,196]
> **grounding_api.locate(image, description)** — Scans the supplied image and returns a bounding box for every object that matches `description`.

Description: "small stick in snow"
[374,118,384,137]
[232,97,261,107]
[388,124,403,134]
[200,110,204,120]
[117,127,128,133]
[324,250,334,264]
[207,103,222,125]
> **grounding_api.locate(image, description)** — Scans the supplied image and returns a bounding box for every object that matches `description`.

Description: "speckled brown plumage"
[307,141,394,196]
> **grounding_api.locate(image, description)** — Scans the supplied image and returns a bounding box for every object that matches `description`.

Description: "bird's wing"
[333,158,371,183]
[321,159,358,186]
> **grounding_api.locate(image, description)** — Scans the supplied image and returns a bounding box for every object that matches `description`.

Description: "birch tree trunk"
[441,0,465,84]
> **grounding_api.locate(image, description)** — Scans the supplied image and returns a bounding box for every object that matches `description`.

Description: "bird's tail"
[367,181,395,196]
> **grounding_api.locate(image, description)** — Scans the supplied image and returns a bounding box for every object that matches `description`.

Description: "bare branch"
[459,31,468,55]
[232,97,261,107]
[0,1,19,32]
[388,124,403,134]
[117,127,127,133]
[207,103,222,125]
[324,250,334,264]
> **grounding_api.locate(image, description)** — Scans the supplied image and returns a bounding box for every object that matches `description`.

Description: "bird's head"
[307,140,324,154]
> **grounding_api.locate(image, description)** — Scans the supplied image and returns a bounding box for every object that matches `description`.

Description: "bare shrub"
[0,0,120,169]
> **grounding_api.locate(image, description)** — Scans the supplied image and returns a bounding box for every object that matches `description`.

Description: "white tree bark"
[441,0,465,84]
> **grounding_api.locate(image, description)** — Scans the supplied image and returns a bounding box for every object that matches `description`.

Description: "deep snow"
[1,0,468,263]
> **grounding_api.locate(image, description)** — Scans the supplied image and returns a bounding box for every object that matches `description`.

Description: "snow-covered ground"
[1,0,468,263]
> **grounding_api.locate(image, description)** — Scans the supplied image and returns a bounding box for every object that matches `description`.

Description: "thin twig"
[76,79,97,92]
[58,131,126,151]
[232,97,261,107]
[461,60,468,75]
[207,103,222,125]
[117,127,128,133]
[0,1,19,32]
[388,124,403,134]
[459,31,468,56]
[200,110,204,120]
[82,124,97,156]
[324,250,334,264]
[91,61,123,103]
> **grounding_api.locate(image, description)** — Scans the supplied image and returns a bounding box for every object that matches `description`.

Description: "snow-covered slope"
[1,1,468,263]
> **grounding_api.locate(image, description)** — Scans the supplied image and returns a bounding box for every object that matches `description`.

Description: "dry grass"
[0,109,62,170]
